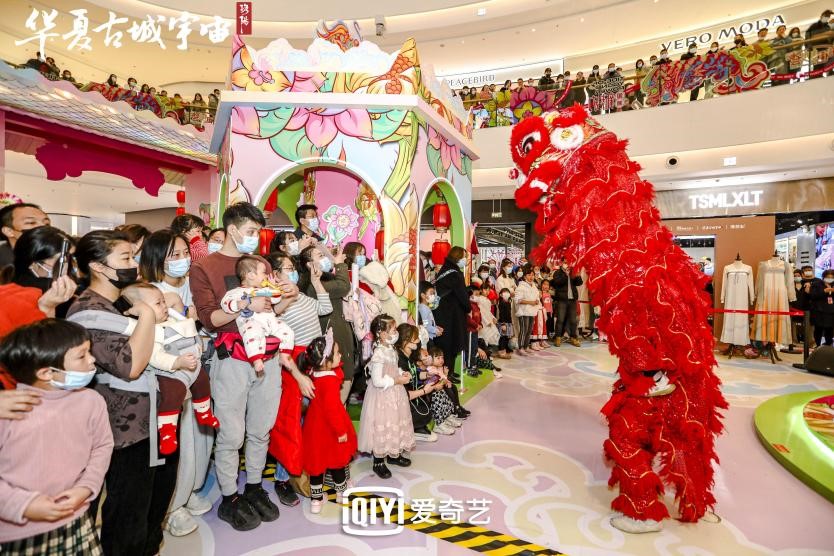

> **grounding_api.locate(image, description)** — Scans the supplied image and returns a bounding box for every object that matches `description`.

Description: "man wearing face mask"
[809,269,834,347]
[538,67,555,91]
[769,25,792,86]
[679,43,702,101]
[587,65,602,115]
[0,203,51,269]
[432,246,472,385]
[293,204,324,242]
[190,202,311,532]
[796,266,822,347]
[805,10,834,78]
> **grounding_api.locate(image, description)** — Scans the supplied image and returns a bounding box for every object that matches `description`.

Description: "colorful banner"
[80,83,162,115]
[236,2,252,36]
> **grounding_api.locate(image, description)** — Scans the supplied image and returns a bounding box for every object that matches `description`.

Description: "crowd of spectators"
[453,11,834,121]
[19,52,220,124]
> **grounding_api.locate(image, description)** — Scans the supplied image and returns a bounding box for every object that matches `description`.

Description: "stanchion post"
[793,310,810,370]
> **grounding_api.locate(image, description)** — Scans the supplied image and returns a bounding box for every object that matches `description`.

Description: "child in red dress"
[300,329,358,514]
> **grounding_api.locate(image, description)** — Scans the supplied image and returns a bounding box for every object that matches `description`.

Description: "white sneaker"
[610,513,662,534]
[446,416,464,428]
[647,372,676,397]
[493,370,504,379]
[415,431,438,442]
[310,499,323,514]
[434,421,456,435]
[165,507,198,537]
[185,492,212,516]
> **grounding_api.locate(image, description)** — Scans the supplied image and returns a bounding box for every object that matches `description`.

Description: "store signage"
[440,60,564,89]
[660,14,785,51]
[15,8,231,56]
[236,2,252,36]
[688,190,764,210]
[655,179,834,219]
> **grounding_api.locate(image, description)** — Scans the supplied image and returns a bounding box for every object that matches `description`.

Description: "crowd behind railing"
[12,53,218,129]
[453,11,834,127]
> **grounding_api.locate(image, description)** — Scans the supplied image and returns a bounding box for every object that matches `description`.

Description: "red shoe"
[195,408,220,429]
[159,423,179,455]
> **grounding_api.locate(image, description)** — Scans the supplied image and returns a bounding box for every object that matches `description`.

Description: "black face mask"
[104,265,138,289]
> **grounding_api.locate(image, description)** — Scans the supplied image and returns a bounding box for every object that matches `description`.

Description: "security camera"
[375,15,386,37]
[665,155,679,168]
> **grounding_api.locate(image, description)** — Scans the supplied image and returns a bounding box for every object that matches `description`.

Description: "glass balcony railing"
[457,34,833,129]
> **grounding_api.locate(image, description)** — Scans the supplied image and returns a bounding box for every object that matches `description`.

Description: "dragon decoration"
[508,104,728,533]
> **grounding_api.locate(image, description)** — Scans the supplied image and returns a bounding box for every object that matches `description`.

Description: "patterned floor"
[161,343,834,556]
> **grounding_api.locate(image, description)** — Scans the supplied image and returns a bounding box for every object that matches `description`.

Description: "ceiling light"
[531,28,536,32]
[580,17,585,22]
[477,7,487,16]
[797,219,803,224]
[723,156,737,166]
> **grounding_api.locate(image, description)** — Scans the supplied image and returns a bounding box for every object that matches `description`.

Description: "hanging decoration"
[176,187,186,216]
[432,190,451,232]
[431,237,451,265]
[258,228,275,256]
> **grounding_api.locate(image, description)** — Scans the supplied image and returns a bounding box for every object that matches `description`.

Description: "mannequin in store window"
[751,253,796,351]
[720,256,755,350]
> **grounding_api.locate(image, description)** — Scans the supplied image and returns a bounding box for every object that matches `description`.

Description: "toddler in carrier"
[220,255,288,375]
[121,283,219,456]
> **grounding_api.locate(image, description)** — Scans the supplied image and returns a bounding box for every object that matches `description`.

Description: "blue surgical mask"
[165,257,191,278]
[457,259,466,270]
[320,257,333,273]
[49,367,96,390]
[286,270,299,284]
[207,242,222,254]
[354,254,367,268]
[306,218,320,232]
[233,228,259,254]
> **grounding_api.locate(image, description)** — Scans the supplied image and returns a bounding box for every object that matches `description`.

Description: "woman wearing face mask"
[631,59,647,106]
[66,230,171,556]
[206,228,225,254]
[587,65,602,115]
[432,246,472,384]
[702,42,721,99]
[114,223,150,265]
[139,230,196,320]
[809,269,834,347]
[298,245,355,402]
[11,226,77,317]
[344,241,369,280]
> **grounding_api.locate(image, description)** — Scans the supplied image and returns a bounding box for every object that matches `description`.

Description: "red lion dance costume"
[509,105,727,533]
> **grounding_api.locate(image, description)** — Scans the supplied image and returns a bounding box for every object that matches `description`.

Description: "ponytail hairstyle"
[297,335,327,374]
[370,314,396,346]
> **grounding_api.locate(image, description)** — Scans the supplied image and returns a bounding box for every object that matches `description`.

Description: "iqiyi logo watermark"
[342,487,493,537]
[341,487,405,537]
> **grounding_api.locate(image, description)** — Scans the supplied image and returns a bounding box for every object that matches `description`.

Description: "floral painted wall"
[216,34,475,314]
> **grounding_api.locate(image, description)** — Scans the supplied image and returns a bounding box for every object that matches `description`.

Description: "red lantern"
[259,228,275,256]
[375,228,385,261]
[176,190,186,204]
[432,200,451,232]
[175,206,186,216]
[431,238,451,265]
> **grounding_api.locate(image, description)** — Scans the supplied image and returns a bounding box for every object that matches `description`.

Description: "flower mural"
[231,45,291,92]
[427,126,462,177]
[511,86,555,121]
[321,204,360,246]
[286,107,375,149]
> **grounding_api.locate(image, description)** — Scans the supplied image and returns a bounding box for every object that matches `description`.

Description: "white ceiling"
[1,0,825,90]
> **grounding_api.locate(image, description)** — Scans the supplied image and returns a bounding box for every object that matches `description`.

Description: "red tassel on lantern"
[432,199,451,232]
[259,228,275,256]
[175,207,186,216]
[431,238,451,265]
[176,190,186,204]
[375,228,385,261]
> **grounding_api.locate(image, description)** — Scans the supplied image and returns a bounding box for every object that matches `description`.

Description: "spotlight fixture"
[477,7,487,16]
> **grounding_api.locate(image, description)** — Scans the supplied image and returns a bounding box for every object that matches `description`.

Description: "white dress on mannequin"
[720,260,755,345]
[751,257,796,345]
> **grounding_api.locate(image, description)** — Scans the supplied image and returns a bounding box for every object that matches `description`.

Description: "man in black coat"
[805,9,834,78]
[551,261,583,347]
[432,247,471,381]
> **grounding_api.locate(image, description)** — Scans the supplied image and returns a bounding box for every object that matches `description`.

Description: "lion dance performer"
[508,105,727,533]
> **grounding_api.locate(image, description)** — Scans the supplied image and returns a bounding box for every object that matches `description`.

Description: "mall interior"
[0,0,833,555]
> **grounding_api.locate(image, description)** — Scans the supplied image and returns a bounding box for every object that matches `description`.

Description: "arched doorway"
[257,164,383,258]
[419,179,468,271]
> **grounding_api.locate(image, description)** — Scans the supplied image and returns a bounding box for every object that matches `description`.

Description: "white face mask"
[479,272,488,279]
[386,331,399,345]
[305,217,319,232]
[501,293,510,300]
[689,47,697,53]
[825,278,834,284]
[287,240,300,256]
[503,266,513,275]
